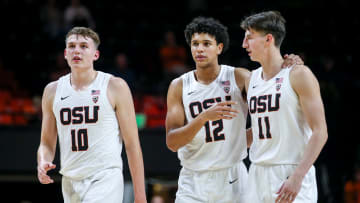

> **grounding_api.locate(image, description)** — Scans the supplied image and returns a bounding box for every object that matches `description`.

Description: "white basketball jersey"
[179,65,248,171]
[247,67,312,165]
[53,71,123,180]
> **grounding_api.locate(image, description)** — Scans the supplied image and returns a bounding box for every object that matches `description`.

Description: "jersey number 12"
[205,120,225,142]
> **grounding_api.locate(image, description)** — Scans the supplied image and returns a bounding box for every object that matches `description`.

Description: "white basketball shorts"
[245,164,317,203]
[62,167,124,203]
[175,161,248,203]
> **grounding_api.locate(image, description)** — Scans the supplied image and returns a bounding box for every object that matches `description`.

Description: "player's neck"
[194,64,221,85]
[260,50,284,81]
[70,69,98,91]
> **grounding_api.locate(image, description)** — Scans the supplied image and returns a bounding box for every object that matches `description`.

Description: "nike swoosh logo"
[61,96,70,100]
[229,178,238,184]
[252,85,257,88]
[187,91,195,95]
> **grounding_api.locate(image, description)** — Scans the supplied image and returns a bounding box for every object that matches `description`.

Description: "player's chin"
[195,61,209,67]
[71,62,87,69]
[249,55,257,61]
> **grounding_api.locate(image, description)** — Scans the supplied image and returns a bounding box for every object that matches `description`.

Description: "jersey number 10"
[71,129,88,151]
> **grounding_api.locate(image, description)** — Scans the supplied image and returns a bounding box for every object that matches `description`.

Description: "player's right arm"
[165,77,238,152]
[37,82,58,184]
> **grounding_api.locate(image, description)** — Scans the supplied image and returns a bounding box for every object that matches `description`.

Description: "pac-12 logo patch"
[220,80,230,93]
[276,84,281,91]
[275,77,283,91]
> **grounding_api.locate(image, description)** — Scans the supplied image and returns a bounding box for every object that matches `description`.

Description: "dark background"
[0,0,359,202]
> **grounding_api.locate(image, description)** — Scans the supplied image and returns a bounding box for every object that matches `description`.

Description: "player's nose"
[242,38,248,48]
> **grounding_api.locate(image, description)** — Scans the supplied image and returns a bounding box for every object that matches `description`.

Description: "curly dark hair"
[184,16,230,54]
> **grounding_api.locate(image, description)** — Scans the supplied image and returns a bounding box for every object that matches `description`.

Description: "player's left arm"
[276,65,328,202]
[291,64,328,180]
[108,77,147,203]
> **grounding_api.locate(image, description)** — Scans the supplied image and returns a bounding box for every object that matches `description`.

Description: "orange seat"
[143,95,166,128]
[23,98,37,114]
[0,90,11,101]
[0,113,13,125]
[14,114,28,125]
[10,98,24,113]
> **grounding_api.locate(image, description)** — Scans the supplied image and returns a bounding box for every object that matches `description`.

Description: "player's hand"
[202,101,238,121]
[282,54,304,68]
[37,161,56,184]
[275,175,303,203]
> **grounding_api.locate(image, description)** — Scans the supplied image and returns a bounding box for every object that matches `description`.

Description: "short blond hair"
[65,27,100,48]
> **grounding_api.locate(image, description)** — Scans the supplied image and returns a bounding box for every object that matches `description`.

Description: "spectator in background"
[0,57,14,125]
[0,57,39,126]
[187,0,208,13]
[64,0,95,30]
[344,164,360,203]
[0,57,17,91]
[49,52,69,81]
[318,55,341,106]
[109,52,136,91]
[159,30,188,79]
[150,195,165,203]
[40,0,63,39]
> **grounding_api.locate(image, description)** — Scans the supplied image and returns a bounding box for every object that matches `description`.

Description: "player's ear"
[217,43,224,55]
[265,34,273,45]
[64,49,67,59]
[94,50,100,61]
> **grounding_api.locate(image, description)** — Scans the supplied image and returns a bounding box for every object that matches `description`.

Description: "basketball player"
[241,11,328,203]
[165,16,302,203]
[37,27,147,203]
